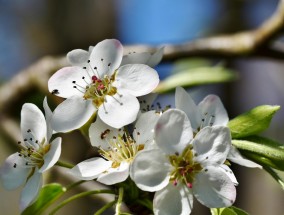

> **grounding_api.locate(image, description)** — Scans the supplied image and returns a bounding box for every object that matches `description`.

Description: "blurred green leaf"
[211,206,249,215]
[228,105,280,139]
[22,183,66,215]
[232,136,284,171]
[155,66,237,93]
[172,58,212,74]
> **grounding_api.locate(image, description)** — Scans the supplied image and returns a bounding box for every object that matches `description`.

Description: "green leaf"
[232,136,284,171]
[228,105,280,139]
[155,66,237,93]
[172,58,212,74]
[263,165,284,190]
[22,183,66,215]
[211,207,249,215]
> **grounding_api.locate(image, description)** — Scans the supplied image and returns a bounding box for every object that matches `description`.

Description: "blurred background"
[1,0,284,214]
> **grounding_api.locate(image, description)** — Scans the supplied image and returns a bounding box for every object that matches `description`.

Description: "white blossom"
[0,99,61,212]
[48,39,159,132]
[130,109,236,215]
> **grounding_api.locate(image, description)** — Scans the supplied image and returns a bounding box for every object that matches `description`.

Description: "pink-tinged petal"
[98,93,139,128]
[154,183,193,215]
[113,64,159,97]
[97,162,130,185]
[69,158,112,180]
[20,171,43,212]
[67,49,90,66]
[198,95,229,127]
[155,109,193,155]
[0,153,31,190]
[89,117,122,149]
[39,137,62,173]
[21,103,46,144]
[228,146,262,168]
[48,66,89,98]
[43,97,53,142]
[51,97,96,133]
[193,166,236,208]
[175,87,201,131]
[89,39,123,77]
[133,110,160,146]
[220,165,239,186]
[130,149,171,192]
[193,126,231,166]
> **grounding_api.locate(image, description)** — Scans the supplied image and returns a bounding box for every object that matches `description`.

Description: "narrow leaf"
[22,183,66,215]
[232,136,284,171]
[155,66,237,93]
[228,105,280,139]
[263,165,284,190]
[172,58,212,74]
[211,207,249,215]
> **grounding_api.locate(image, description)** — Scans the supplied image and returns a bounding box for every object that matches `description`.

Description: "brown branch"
[124,0,284,60]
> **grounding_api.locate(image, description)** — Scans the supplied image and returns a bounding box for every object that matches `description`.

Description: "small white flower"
[69,111,160,185]
[130,109,237,215]
[175,86,261,168]
[48,39,159,132]
[0,99,61,212]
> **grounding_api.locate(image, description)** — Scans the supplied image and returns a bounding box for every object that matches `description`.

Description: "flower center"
[83,75,117,108]
[169,145,202,188]
[14,129,50,170]
[99,130,144,168]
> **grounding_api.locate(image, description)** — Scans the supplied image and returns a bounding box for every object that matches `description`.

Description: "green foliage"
[228,105,280,139]
[22,183,66,215]
[232,136,284,171]
[155,65,237,93]
[263,165,284,190]
[211,206,249,215]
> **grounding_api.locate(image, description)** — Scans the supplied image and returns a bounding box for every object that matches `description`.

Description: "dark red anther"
[92,75,98,83]
[97,83,105,90]
[173,180,178,186]
[187,183,193,188]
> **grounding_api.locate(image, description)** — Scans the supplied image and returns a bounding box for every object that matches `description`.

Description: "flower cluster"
[0,39,261,214]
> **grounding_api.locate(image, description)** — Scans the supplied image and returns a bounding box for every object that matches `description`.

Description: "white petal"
[121,47,164,68]
[228,146,262,168]
[154,183,193,215]
[39,137,62,173]
[20,171,43,212]
[175,87,201,131]
[98,93,139,128]
[21,103,46,144]
[121,52,151,66]
[89,39,123,77]
[193,166,236,208]
[220,165,238,186]
[0,153,31,190]
[51,97,96,133]
[67,49,90,66]
[43,97,53,142]
[97,162,130,185]
[138,93,158,112]
[69,157,112,180]
[133,110,160,146]
[198,95,229,127]
[48,66,88,98]
[89,117,123,149]
[113,64,159,97]
[155,109,193,155]
[130,149,171,192]
[193,126,231,166]
[147,47,164,67]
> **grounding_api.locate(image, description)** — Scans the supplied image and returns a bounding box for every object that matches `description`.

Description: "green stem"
[136,198,153,211]
[49,189,114,215]
[94,200,116,215]
[55,160,74,169]
[115,187,124,215]
[66,180,86,191]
